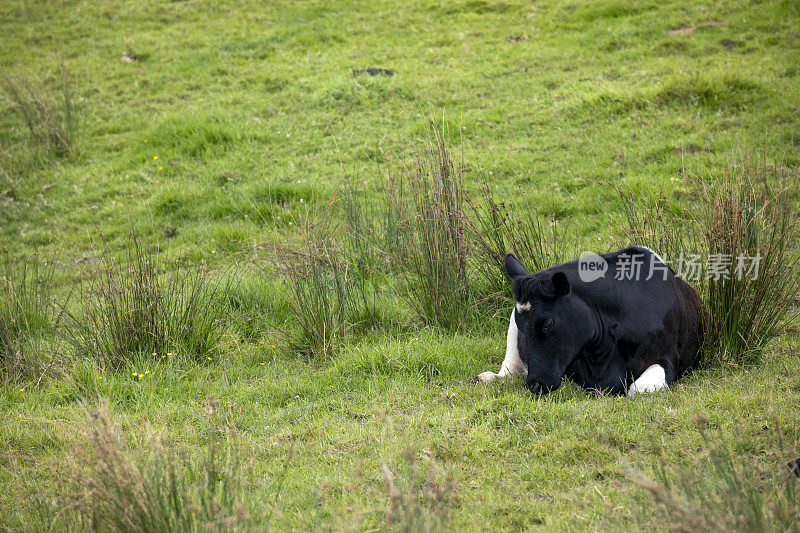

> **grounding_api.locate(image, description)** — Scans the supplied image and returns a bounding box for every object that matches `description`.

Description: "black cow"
[474,246,705,395]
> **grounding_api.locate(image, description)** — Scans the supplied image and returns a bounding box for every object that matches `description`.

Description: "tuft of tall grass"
[632,417,799,532]
[17,403,251,531]
[386,131,471,329]
[2,59,83,161]
[272,219,365,357]
[699,170,799,365]
[340,172,388,275]
[64,231,224,369]
[621,159,799,367]
[470,182,570,307]
[0,254,56,380]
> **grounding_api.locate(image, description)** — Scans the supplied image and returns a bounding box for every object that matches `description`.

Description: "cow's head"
[505,254,595,394]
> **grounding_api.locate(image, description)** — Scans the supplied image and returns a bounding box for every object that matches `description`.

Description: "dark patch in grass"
[655,40,689,55]
[441,0,510,15]
[352,68,395,77]
[674,144,713,155]
[720,38,740,50]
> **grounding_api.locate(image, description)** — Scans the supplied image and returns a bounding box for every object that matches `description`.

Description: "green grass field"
[2,0,800,530]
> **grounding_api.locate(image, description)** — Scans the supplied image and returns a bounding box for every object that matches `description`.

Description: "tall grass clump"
[632,417,799,532]
[621,158,799,367]
[340,172,387,275]
[470,182,570,307]
[0,254,55,380]
[273,219,366,357]
[65,231,223,369]
[16,403,251,531]
[2,59,83,161]
[699,169,799,365]
[386,131,471,329]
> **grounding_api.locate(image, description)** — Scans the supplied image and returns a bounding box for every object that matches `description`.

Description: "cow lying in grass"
[473,246,705,396]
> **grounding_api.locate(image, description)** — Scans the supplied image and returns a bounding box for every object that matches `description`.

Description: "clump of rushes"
[699,167,799,365]
[64,230,224,369]
[340,171,387,275]
[0,254,56,380]
[273,219,363,358]
[469,182,570,308]
[621,158,799,367]
[386,129,471,329]
[1,58,83,161]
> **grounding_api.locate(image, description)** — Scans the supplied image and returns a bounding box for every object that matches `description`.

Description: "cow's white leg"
[627,364,667,396]
[476,309,527,383]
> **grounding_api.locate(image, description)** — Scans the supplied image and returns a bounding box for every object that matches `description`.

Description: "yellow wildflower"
[153,155,158,160]
[19,388,25,392]
[158,166,163,170]
[145,370,150,375]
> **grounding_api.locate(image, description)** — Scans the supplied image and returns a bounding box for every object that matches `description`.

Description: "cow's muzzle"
[526,378,559,395]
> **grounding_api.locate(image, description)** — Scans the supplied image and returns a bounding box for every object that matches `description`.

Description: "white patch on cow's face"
[628,364,667,395]
[515,301,532,313]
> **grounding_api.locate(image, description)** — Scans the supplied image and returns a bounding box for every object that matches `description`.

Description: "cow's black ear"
[551,271,571,297]
[504,254,528,278]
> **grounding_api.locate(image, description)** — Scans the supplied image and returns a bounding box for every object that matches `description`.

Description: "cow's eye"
[541,318,554,334]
